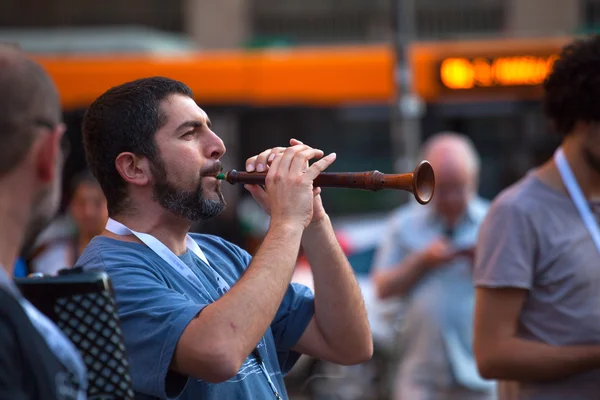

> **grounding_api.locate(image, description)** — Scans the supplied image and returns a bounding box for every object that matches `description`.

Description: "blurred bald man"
[371,132,496,400]
[0,46,87,399]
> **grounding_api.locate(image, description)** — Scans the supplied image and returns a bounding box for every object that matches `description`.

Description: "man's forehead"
[197,108,209,122]
[161,94,209,125]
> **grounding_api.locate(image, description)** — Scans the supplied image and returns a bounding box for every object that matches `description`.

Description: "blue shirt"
[76,234,314,400]
[372,197,495,392]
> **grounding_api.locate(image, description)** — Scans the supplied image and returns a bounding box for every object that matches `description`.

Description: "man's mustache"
[201,162,224,177]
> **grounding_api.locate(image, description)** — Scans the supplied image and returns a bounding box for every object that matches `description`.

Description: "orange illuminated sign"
[439,55,559,90]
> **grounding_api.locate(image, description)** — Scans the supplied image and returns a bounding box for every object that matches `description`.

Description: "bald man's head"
[421,132,480,226]
[0,46,66,253]
[0,46,61,177]
[421,132,480,175]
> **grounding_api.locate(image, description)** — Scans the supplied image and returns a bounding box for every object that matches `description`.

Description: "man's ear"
[36,123,66,184]
[115,152,151,187]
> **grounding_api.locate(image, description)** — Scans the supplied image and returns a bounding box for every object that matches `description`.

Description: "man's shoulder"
[0,289,46,367]
[390,201,425,220]
[488,173,544,217]
[188,232,230,247]
[0,288,25,335]
[477,174,553,240]
[77,236,158,271]
[385,201,431,232]
[0,289,80,400]
[0,289,31,393]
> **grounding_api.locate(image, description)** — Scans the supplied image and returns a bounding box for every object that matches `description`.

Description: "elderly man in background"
[371,132,495,400]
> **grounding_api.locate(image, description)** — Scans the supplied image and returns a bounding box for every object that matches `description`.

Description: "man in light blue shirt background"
[371,132,496,400]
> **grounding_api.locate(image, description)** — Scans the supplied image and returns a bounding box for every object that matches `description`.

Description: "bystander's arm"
[474,287,600,381]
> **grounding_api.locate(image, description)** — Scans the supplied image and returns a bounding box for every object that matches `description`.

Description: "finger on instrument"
[278,144,313,173]
[246,149,270,173]
[264,147,286,168]
[305,153,337,180]
[290,148,325,174]
[265,150,285,187]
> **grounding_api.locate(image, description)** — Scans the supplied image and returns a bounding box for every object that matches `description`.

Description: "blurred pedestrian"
[0,45,87,399]
[30,170,107,275]
[473,34,600,400]
[371,132,495,400]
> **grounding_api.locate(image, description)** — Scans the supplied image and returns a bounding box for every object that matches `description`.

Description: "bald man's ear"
[115,152,151,187]
[35,123,65,183]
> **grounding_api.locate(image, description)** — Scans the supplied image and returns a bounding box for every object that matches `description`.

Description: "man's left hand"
[244,138,330,225]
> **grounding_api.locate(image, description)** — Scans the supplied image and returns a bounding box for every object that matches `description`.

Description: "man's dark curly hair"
[543,35,600,137]
[82,77,193,215]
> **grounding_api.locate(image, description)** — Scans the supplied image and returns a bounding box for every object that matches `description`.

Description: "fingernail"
[247,164,255,172]
[329,152,337,158]
[268,154,275,162]
[257,163,265,172]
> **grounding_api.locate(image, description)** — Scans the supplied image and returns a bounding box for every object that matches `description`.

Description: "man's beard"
[150,157,226,221]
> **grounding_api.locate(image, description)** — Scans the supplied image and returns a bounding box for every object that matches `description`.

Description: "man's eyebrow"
[176,119,211,132]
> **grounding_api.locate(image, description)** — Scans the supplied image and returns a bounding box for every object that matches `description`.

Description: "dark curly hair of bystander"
[543,35,600,137]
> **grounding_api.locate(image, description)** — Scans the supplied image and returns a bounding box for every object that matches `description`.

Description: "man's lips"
[201,164,224,177]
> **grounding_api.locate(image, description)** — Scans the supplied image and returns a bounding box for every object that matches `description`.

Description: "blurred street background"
[2,0,593,398]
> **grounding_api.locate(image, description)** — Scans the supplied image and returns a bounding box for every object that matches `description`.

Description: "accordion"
[16,268,135,400]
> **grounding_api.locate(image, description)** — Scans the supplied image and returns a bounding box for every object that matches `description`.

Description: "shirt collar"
[425,197,480,230]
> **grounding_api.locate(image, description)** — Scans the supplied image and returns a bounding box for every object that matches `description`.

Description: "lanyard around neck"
[554,147,600,256]
[105,218,229,299]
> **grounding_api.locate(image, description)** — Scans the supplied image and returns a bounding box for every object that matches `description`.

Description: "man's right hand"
[419,238,457,268]
[245,143,336,230]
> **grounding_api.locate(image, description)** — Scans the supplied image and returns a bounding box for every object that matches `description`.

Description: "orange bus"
[35,35,570,217]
